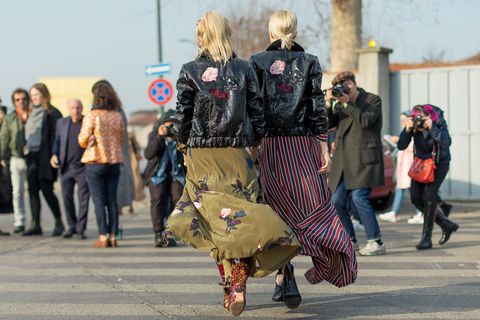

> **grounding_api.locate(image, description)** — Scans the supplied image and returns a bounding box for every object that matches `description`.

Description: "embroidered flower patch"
[220,208,232,219]
[201,67,218,82]
[270,60,286,75]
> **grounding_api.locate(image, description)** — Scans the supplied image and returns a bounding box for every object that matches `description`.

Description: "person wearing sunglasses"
[0,89,31,234]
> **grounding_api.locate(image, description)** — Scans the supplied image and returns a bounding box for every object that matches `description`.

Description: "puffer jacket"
[398,105,451,164]
[249,40,327,137]
[174,54,265,148]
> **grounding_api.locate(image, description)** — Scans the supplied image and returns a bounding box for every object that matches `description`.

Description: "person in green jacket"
[0,89,30,234]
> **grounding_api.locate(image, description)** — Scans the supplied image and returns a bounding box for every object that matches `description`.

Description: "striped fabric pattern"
[260,135,357,287]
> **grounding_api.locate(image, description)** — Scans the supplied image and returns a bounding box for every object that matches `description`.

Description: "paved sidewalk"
[0,199,479,319]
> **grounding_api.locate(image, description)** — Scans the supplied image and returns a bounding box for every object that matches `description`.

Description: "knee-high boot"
[435,210,459,245]
[416,202,436,250]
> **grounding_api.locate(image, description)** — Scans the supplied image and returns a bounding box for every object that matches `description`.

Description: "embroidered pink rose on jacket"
[270,60,286,75]
[201,67,218,82]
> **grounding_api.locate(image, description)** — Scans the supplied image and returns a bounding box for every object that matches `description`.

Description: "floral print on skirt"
[166,147,301,277]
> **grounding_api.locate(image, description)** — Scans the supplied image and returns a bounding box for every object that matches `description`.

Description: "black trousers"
[61,165,90,233]
[26,152,61,226]
[149,180,183,233]
[410,162,449,211]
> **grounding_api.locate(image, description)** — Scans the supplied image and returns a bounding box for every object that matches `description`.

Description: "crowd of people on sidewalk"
[0,8,460,317]
[0,81,139,245]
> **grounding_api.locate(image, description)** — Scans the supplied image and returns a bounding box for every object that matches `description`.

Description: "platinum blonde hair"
[196,11,234,64]
[268,10,297,50]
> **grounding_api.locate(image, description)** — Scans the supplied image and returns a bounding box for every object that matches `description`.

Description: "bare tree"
[226,0,310,59]
[330,0,362,72]
[304,0,332,67]
[422,47,449,64]
[226,1,275,59]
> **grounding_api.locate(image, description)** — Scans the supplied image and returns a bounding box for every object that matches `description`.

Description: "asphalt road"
[0,196,479,320]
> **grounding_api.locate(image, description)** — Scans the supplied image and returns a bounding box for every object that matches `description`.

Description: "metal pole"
[156,0,164,117]
[157,0,162,63]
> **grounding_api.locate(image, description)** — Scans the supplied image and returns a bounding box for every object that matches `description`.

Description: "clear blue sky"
[0,0,478,115]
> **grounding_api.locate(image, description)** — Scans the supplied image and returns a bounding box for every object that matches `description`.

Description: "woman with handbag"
[78,81,124,248]
[250,10,357,309]
[165,11,300,316]
[398,104,459,250]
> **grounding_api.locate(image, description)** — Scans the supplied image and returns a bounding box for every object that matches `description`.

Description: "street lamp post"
[156,0,164,117]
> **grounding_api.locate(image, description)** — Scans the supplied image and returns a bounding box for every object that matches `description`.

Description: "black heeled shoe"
[272,271,284,302]
[283,263,301,309]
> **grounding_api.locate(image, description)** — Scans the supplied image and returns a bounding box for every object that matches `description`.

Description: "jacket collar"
[197,51,238,61]
[266,40,305,52]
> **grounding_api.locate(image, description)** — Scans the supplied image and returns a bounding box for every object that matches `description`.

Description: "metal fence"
[390,65,480,200]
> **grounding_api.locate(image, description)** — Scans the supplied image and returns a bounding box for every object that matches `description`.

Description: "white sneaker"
[379,211,397,223]
[359,240,386,256]
[352,219,365,232]
[408,212,424,224]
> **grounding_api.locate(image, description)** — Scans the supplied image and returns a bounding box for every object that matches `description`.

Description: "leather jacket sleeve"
[306,57,327,135]
[174,64,195,145]
[246,67,266,143]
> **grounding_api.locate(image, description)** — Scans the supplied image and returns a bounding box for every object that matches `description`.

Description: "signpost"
[145,63,171,76]
[148,78,173,106]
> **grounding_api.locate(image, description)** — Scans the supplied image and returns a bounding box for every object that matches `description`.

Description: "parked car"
[370,142,395,211]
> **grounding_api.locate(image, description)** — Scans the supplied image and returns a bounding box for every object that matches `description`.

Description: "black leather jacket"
[174,54,265,148]
[250,40,327,137]
[398,105,451,164]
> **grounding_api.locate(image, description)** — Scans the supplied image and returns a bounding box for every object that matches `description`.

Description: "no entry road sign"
[148,78,173,106]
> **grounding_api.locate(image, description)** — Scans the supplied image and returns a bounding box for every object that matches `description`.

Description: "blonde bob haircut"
[268,10,297,50]
[196,11,234,64]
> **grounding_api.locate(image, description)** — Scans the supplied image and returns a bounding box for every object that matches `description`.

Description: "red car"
[370,142,395,211]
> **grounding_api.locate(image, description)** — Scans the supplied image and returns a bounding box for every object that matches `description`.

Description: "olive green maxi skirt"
[166,147,301,277]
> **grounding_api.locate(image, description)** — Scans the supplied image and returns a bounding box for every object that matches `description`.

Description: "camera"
[412,115,425,129]
[331,82,350,98]
[165,124,174,137]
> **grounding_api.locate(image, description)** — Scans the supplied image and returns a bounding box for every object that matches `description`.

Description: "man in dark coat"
[326,71,386,256]
[51,99,89,239]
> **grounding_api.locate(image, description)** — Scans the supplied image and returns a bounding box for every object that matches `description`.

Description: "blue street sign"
[145,63,172,76]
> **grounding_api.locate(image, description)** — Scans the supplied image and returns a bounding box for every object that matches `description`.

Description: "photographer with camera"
[326,71,386,256]
[144,109,185,247]
[397,104,458,250]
